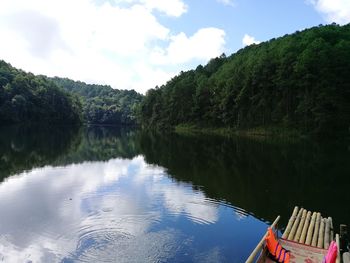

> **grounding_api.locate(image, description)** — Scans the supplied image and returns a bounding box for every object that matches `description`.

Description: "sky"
[0,0,350,94]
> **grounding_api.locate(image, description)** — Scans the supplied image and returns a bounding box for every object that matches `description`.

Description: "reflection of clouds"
[0,156,220,262]
[193,246,223,263]
[130,157,219,225]
[159,185,219,225]
[234,210,249,221]
[73,229,183,263]
[0,158,155,262]
[132,155,165,183]
[0,236,44,263]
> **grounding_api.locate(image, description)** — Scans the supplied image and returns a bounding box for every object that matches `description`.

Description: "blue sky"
[0,0,349,93]
[158,0,323,53]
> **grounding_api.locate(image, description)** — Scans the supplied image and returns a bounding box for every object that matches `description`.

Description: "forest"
[0,60,82,124]
[51,77,142,125]
[0,61,142,126]
[1,24,350,136]
[139,24,350,136]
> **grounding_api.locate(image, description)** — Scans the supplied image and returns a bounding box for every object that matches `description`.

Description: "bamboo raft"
[246,206,341,263]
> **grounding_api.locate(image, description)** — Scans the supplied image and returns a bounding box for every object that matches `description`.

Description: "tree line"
[0,60,142,126]
[139,24,350,136]
[2,23,350,135]
[0,60,82,124]
[51,77,142,125]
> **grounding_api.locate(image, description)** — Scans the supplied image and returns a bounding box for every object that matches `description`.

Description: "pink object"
[323,241,338,263]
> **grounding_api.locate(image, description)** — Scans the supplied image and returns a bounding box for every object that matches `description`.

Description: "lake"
[0,125,349,262]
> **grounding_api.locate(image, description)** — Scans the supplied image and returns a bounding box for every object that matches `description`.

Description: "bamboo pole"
[245,216,280,263]
[317,218,325,248]
[294,209,307,242]
[329,217,334,241]
[288,208,303,240]
[340,224,347,250]
[311,212,321,247]
[343,252,350,263]
[300,211,311,243]
[324,217,331,249]
[305,212,317,245]
[336,234,340,263]
[282,206,298,239]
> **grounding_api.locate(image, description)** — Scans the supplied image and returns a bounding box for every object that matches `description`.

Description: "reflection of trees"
[0,124,82,181]
[55,126,141,164]
[139,132,350,227]
[0,125,141,181]
[1,125,349,227]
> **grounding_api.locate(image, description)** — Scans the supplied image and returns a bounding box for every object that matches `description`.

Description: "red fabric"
[324,241,337,263]
[265,227,290,263]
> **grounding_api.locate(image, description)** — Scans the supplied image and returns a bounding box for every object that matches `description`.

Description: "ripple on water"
[71,229,182,263]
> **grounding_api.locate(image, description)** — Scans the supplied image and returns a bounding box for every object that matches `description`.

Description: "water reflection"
[138,132,350,226]
[0,156,260,262]
[0,125,138,181]
[0,124,81,181]
[0,125,349,262]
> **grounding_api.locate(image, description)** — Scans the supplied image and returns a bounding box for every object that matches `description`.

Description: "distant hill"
[51,77,143,125]
[139,24,350,136]
[0,60,82,124]
[0,59,143,126]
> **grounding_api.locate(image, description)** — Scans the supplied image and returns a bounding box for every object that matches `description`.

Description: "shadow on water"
[1,124,349,227]
[138,132,350,228]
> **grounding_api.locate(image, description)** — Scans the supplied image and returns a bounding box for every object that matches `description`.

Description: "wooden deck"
[280,206,341,263]
[246,206,341,263]
[282,206,334,249]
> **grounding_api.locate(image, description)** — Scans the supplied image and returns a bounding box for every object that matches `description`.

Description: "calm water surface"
[0,125,349,262]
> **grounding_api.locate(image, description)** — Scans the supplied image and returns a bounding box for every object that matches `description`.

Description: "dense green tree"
[51,77,143,125]
[139,24,350,136]
[0,61,82,124]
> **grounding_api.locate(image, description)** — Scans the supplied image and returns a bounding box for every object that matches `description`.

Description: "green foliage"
[139,24,350,136]
[0,61,82,124]
[51,77,143,125]
[0,60,143,126]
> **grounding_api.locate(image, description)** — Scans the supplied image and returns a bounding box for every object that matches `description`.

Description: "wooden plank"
[336,234,340,263]
[305,212,317,245]
[324,217,331,249]
[300,211,311,244]
[294,209,307,242]
[340,224,347,246]
[317,218,325,248]
[343,252,350,263]
[282,206,298,239]
[329,217,334,241]
[288,208,303,240]
[245,216,280,263]
[311,212,321,247]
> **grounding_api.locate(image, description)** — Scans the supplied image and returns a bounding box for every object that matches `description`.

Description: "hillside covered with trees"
[0,60,143,126]
[139,24,350,136]
[51,77,142,125]
[0,60,82,124]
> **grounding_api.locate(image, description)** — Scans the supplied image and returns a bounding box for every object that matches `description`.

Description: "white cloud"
[308,0,350,24]
[151,28,226,65]
[217,0,235,7]
[115,0,188,17]
[0,0,226,94]
[242,34,261,46]
[141,0,188,17]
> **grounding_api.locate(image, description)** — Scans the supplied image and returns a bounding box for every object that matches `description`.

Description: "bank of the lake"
[174,123,303,139]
